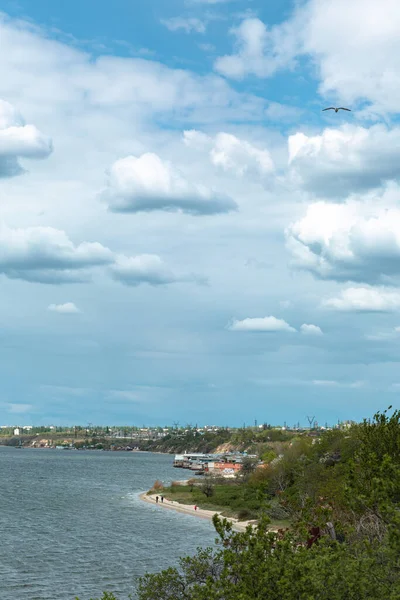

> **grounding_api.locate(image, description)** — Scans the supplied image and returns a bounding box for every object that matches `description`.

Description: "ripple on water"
[0,448,216,600]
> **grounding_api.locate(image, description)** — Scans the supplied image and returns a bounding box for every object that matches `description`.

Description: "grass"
[155,482,291,526]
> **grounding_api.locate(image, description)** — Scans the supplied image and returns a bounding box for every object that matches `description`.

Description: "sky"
[0,0,400,427]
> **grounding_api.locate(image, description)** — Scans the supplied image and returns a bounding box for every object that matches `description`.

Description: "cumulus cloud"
[0,224,196,288]
[111,254,184,286]
[0,224,113,284]
[301,0,400,114]
[286,197,400,285]
[101,153,237,215]
[0,13,273,130]
[300,323,323,336]
[161,17,206,33]
[0,99,52,177]
[228,316,296,332]
[183,130,274,176]
[214,1,400,114]
[288,125,400,197]
[323,287,400,313]
[48,302,80,314]
[214,18,300,80]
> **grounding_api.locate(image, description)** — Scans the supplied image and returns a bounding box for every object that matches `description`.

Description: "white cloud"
[211,133,273,175]
[0,99,52,177]
[300,323,323,336]
[312,379,365,388]
[228,316,296,332]
[349,381,366,389]
[161,17,206,33]
[302,0,400,114]
[48,302,80,314]
[214,18,300,80]
[323,287,400,313]
[253,378,366,389]
[101,153,237,215]
[0,224,187,288]
[286,196,400,284]
[0,224,113,284]
[288,125,400,197]
[365,327,400,341]
[214,1,400,114]
[0,7,395,422]
[0,14,269,128]
[111,254,182,286]
[183,130,274,176]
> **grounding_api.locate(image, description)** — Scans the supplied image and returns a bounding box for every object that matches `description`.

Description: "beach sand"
[139,492,262,532]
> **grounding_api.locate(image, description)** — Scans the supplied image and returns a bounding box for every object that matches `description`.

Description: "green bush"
[237,508,258,521]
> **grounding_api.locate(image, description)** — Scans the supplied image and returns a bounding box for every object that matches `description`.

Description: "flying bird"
[322,107,351,113]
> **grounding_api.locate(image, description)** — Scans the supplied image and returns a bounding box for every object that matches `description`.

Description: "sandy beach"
[139,492,260,532]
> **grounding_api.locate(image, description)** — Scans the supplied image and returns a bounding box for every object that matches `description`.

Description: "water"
[0,447,217,600]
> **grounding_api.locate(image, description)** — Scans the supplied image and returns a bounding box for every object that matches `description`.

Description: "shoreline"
[139,492,263,533]
[0,445,172,455]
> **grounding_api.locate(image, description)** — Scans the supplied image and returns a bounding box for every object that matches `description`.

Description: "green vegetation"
[137,425,296,454]
[0,423,298,453]
[151,476,289,524]
[151,480,263,521]
[81,406,400,599]
[137,428,233,453]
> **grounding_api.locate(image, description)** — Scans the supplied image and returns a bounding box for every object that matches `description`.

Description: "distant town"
[1,419,356,437]
[0,419,357,452]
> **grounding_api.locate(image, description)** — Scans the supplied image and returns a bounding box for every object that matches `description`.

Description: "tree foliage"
[136,407,400,599]
[84,408,400,599]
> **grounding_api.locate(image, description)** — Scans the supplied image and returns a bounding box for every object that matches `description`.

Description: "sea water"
[0,447,217,600]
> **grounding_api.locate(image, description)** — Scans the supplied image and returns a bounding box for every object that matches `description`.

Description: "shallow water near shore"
[0,447,217,600]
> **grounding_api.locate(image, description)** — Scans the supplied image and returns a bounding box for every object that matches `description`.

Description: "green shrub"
[237,508,258,521]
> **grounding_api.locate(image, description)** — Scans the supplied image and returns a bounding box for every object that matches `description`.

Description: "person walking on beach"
[156,495,159,504]
[160,496,164,503]
[194,505,197,511]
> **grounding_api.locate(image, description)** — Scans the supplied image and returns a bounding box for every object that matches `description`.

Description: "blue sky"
[0,0,399,426]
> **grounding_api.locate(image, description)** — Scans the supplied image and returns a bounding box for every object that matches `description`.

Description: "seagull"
[322,107,351,113]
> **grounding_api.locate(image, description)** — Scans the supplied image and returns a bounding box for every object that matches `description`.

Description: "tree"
[239,456,258,482]
[201,477,214,498]
[137,515,399,599]
[345,406,400,552]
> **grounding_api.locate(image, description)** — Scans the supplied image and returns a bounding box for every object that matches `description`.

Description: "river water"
[0,447,217,600]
